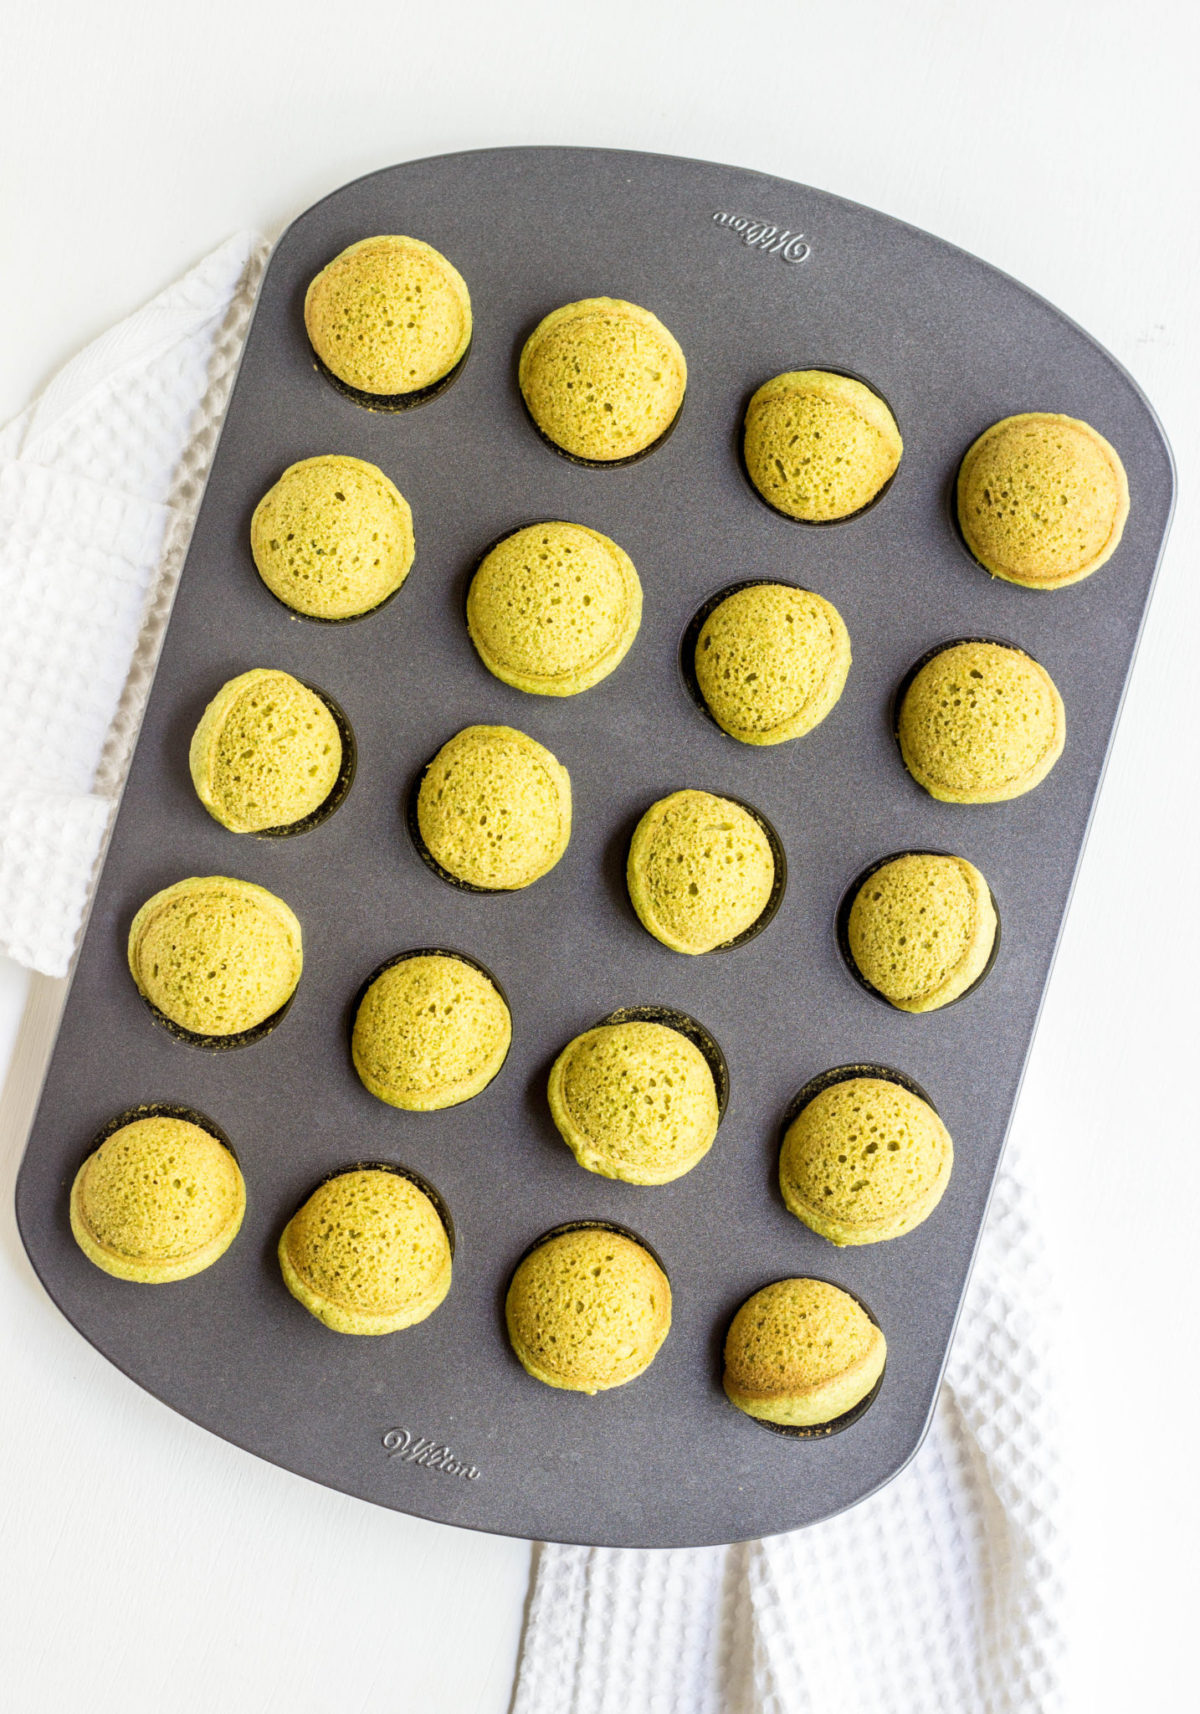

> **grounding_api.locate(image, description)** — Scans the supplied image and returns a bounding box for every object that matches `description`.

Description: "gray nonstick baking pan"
[15,147,1174,1547]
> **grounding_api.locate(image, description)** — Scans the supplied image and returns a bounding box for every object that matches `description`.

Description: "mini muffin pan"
[15,147,1174,1547]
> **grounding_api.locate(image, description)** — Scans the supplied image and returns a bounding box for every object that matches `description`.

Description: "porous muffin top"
[70,1115,245,1283]
[518,298,686,461]
[505,1227,671,1392]
[189,668,342,833]
[127,877,303,1038]
[627,789,775,955]
[957,412,1129,588]
[303,235,472,395]
[467,521,641,695]
[898,641,1065,803]
[548,1020,720,1184]
[847,853,997,1012]
[723,1278,886,1426]
[351,953,511,1110]
[743,371,902,521]
[417,725,571,890]
[695,583,851,744]
[279,1169,451,1334]
[251,454,414,621]
[779,1076,953,1246]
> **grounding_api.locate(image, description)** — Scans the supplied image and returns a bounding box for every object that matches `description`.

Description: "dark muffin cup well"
[737,367,901,526]
[310,341,471,414]
[722,1275,886,1440]
[592,1005,730,1123]
[247,680,357,838]
[83,1102,239,1166]
[834,850,1002,1012]
[299,1159,456,1257]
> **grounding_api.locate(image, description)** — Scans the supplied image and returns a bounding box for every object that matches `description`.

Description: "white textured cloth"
[0,232,268,975]
[0,240,1065,1714]
[513,1146,1065,1714]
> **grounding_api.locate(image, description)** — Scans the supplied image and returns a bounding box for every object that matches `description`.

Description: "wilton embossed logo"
[712,211,811,264]
[383,1427,480,1479]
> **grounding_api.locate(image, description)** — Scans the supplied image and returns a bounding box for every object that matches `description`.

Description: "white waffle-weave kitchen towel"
[0,231,268,975]
[0,241,1066,1714]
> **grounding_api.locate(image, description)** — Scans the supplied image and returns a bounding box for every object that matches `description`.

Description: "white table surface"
[2,2,1197,1708]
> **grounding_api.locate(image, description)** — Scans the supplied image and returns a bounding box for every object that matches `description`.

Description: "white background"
[2,2,1197,1708]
